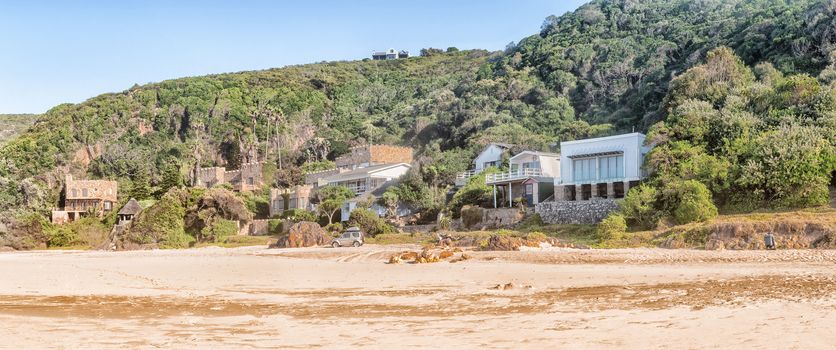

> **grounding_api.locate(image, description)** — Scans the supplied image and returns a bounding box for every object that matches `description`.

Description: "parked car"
[331,227,364,248]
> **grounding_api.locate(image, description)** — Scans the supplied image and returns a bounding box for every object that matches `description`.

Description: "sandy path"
[0,245,834,349]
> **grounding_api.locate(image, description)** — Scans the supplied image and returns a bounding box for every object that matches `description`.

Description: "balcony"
[454,169,482,186]
[485,168,547,183]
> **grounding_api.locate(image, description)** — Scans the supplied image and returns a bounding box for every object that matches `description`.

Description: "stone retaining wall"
[535,199,619,224]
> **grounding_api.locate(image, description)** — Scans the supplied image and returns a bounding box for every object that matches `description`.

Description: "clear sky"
[0,0,586,114]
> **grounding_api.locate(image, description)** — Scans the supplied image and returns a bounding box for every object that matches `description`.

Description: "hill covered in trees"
[0,114,35,146]
[1,0,834,247]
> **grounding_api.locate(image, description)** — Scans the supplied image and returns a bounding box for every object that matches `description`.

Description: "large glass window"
[573,158,596,182]
[598,155,624,180]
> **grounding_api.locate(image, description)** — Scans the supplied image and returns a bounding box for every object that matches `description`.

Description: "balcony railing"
[486,168,546,183]
[456,169,482,180]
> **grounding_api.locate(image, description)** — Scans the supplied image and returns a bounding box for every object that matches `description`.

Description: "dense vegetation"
[1,0,835,248]
[0,114,36,145]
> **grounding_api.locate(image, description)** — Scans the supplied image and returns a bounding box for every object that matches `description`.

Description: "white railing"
[486,168,546,183]
[456,169,482,180]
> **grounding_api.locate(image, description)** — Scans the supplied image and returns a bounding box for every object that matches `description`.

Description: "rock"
[439,250,454,259]
[483,235,523,251]
[271,221,330,248]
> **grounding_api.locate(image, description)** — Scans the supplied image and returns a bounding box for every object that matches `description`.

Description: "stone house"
[51,175,118,224]
[486,151,560,208]
[196,162,263,192]
[269,185,314,217]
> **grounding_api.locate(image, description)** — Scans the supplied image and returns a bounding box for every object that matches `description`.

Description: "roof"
[118,198,142,215]
[510,150,560,161]
[560,132,645,146]
[346,178,400,203]
[323,163,411,183]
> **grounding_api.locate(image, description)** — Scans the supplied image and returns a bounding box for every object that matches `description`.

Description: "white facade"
[486,151,560,207]
[473,144,509,171]
[557,133,650,185]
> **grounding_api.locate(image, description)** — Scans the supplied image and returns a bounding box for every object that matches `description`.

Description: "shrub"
[620,184,659,228]
[280,209,317,222]
[597,213,627,241]
[324,222,343,234]
[267,219,283,235]
[449,169,497,218]
[200,219,239,243]
[348,208,396,237]
[662,180,718,224]
[125,190,193,249]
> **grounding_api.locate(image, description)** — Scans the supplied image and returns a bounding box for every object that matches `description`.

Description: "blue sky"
[0,0,586,114]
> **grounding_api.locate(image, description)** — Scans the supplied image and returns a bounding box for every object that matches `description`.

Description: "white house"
[554,132,651,201]
[455,143,511,186]
[486,151,560,207]
[317,163,411,221]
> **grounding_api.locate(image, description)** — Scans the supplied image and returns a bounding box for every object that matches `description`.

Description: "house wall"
[559,133,650,184]
[369,164,411,181]
[64,175,118,203]
[473,145,506,171]
[335,145,413,169]
[509,153,560,177]
[269,185,313,217]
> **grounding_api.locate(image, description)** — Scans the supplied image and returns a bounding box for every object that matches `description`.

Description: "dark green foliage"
[279,208,317,222]
[449,169,498,218]
[347,208,396,237]
[125,190,192,248]
[661,180,718,224]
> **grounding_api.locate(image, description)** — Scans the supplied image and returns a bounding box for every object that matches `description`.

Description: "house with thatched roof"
[118,198,142,224]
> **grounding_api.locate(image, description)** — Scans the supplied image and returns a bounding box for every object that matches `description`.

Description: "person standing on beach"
[764,232,776,250]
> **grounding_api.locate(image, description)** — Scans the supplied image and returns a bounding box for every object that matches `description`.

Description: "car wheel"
[353,241,360,247]
[332,242,340,248]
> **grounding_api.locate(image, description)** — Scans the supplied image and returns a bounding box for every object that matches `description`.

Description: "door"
[524,183,534,206]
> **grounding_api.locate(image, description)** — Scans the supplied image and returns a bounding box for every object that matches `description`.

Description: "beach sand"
[0,245,834,349]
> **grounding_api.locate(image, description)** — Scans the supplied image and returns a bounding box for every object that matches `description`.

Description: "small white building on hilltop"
[554,132,651,201]
[372,48,409,60]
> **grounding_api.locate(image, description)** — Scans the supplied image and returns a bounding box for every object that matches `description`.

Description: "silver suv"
[331,227,364,248]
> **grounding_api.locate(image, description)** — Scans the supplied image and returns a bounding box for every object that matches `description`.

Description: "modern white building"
[372,48,409,60]
[554,132,651,201]
[455,143,512,186]
[486,151,560,207]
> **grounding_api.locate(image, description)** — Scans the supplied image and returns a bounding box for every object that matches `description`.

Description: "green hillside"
[0,0,834,249]
[0,114,36,146]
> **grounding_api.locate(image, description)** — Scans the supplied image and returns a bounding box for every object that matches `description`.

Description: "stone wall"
[460,206,525,230]
[535,199,620,224]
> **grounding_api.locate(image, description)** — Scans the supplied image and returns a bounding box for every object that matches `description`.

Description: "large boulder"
[272,222,331,248]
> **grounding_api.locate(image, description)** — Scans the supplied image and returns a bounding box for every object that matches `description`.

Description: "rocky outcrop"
[272,222,330,248]
[460,206,524,229]
[535,199,619,224]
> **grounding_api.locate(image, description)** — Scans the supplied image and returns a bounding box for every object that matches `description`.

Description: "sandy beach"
[0,245,834,349]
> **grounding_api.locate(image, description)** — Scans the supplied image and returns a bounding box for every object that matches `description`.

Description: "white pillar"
[508,184,513,208]
[591,183,599,199]
[606,182,615,199]
[532,183,539,205]
[493,185,497,208]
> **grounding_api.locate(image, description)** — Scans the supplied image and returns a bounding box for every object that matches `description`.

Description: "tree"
[314,185,355,225]
[660,180,718,224]
[619,184,658,228]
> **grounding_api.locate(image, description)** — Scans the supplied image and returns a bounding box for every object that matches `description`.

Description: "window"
[525,184,533,195]
[247,177,254,185]
[598,155,624,180]
[522,161,540,169]
[71,189,77,197]
[573,158,596,182]
[104,201,112,210]
[352,232,360,238]
[82,188,88,197]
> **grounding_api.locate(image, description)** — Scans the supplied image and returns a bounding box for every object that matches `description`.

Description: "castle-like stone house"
[51,175,118,224]
[196,162,263,192]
